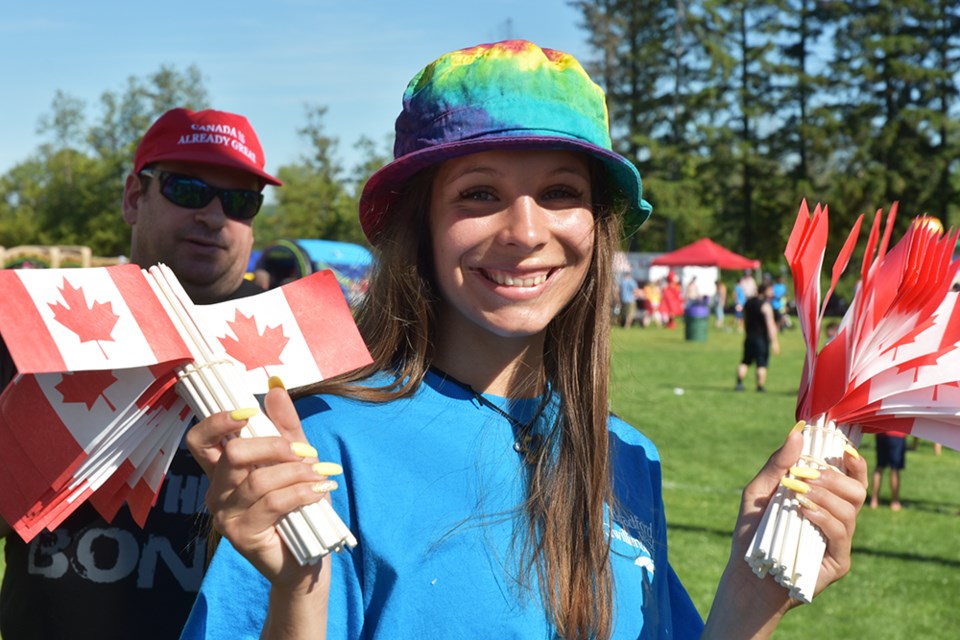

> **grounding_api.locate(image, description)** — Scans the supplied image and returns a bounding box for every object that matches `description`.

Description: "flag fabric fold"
[746,201,960,602]
[0,264,372,559]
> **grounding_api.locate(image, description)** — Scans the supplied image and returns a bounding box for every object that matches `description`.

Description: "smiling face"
[428,149,596,359]
[122,161,260,304]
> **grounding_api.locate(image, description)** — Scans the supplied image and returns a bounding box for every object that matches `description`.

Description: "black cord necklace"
[430,367,547,464]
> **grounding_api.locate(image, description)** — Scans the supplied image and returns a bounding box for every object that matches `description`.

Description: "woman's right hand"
[186,381,338,592]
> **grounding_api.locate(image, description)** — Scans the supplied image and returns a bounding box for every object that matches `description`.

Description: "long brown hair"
[293,159,623,639]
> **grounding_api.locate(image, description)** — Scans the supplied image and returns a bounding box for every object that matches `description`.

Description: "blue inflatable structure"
[250,238,373,305]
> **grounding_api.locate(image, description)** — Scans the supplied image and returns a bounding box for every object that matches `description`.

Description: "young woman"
[182,40,867,640]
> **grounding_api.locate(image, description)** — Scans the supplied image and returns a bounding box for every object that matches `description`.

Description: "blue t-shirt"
[771,283,786,311]
[181,371,703,639]
[620,276,639,305]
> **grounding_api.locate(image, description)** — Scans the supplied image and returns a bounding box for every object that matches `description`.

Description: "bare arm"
[261,567,330,640]
[762,302,780,355]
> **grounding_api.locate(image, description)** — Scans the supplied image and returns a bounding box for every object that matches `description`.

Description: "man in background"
[735,280,780,392]
[0,107,281,639]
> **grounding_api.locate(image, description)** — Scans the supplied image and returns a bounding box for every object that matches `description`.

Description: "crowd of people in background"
[615,272,687,329]
[614,267,794,334]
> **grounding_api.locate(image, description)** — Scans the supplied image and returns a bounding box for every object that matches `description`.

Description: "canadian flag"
[747,202,960,603]
[788,202,960,449]
[0,265,372,542]
[0,265,192,373]
[0,364,183,539]
[197,269,372,392]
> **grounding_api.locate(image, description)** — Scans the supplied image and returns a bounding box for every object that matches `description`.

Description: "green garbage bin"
[684,304,709,342]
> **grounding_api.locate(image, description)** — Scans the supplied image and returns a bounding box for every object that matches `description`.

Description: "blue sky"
[1,1,591,183]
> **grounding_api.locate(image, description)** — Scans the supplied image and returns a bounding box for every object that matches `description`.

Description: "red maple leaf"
[218,310,289,375]
[55,370,118,412]
[48,279,120,358]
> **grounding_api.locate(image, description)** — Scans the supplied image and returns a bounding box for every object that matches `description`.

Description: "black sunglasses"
[139,168,264,220]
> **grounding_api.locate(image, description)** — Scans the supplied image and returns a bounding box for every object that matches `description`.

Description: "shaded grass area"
[611,322,960,638]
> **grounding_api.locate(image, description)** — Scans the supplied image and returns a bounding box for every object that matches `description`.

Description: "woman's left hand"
[737,427,868,595]
[704,427,868,637]
[186,384,334,591]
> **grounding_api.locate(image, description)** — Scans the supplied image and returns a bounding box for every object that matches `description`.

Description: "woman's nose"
[499,196,548,249]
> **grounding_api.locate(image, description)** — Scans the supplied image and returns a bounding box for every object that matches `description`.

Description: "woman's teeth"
[487,271,548,287]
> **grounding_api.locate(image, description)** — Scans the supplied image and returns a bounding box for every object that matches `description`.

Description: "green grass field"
[610,321,960,638]
[1,320,957,638]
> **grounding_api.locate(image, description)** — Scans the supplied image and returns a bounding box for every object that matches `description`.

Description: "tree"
[0,65,210,258]
[37,91,87,156]
[829,0,944,229]
[919,0,960,227]
[263,106,393,247]
[769,0,837,192]
[89,64,209,179]
[0,160,44,248]
[693,0,788,257]
[268,105,359,243]
[571,0,715,252]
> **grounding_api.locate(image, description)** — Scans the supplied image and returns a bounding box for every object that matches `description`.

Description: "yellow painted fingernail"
[796,494,819,512]
[268,375,285,390]
[790,466,821,480]
[791,420,806,434]
[312,480,339,493]
[313,462,343,477]
[229,407,259,421]
[781,477,811,494]
[291,442,318,458]
[844,444,861,460]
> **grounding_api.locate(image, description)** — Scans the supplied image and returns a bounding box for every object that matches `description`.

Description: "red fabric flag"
[197,269,372,391]
[0,265,192,373]
[787,205,960,449]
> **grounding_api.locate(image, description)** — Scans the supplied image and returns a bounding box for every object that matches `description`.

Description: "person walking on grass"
[736,280,780,392]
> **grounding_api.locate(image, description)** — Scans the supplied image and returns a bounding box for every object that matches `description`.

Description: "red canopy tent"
[650,238,760,270]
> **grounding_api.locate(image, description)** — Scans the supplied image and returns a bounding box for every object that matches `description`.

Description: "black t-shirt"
[0,278,263,640]
[743,296,769,341]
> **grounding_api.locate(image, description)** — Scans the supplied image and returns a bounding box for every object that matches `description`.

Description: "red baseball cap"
[133,108,282,186]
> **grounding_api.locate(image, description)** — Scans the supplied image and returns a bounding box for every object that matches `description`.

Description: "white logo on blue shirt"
[605,516,656,584]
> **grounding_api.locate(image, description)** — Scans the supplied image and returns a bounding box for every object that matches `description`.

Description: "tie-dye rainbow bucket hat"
[359,40,652,244]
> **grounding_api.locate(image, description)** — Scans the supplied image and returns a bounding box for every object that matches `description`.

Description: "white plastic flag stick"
[744,415,861,602]
[153,266,354,562]
[147,265,356,565]
[143,268,311,558]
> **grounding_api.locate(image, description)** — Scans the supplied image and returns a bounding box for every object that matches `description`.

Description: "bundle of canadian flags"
[0,263,372,564]
[746,201,960,602]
